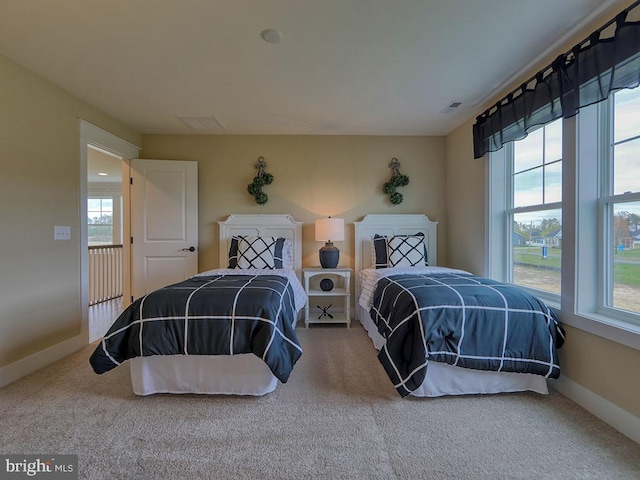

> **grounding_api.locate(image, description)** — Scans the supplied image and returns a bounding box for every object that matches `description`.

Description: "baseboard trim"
[553,376,640,445]
[0,335,86,388]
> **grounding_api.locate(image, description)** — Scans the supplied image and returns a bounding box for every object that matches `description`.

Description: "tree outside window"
[88,197,113,245]
[510,119,562,295]
[606,87,640,315]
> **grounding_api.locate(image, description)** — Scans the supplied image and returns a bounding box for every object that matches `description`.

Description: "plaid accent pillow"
[387,235,426,267]
[235,236,285,269]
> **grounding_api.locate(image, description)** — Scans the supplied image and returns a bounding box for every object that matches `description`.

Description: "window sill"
[544,299,561,311]
[557,309,640,351]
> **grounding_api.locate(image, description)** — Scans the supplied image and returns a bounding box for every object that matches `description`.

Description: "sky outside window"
[513,119,562,217]
[88,198,113,222]
[614,87,640,143]
[543,120,562,161]
[613,88,640,198]
[514,128,543,173]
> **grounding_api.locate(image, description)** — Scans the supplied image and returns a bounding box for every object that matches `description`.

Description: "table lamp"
[315,217,344,268]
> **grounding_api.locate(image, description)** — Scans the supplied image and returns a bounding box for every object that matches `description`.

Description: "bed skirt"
[130,354,279,396]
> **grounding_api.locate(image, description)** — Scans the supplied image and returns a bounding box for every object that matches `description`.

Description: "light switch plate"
[54,225,71,240]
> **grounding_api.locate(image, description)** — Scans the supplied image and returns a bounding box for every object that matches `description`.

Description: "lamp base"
[319,242,339,268]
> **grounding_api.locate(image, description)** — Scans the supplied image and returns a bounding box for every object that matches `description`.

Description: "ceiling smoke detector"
[261,28,283,44]
[177,115,226,130]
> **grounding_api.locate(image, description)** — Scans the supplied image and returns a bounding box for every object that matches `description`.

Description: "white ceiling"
[0,0,627,137]
[87,146,123,183]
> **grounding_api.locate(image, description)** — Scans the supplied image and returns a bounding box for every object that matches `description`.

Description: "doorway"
[80,120,140,344]
[87,145,124,341]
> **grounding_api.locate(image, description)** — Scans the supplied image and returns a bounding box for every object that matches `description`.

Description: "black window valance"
[473,1,640,159]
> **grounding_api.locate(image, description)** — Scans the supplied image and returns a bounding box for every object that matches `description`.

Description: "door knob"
[181,246,196,252]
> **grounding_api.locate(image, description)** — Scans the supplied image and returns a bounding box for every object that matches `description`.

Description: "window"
[601,87,640,316]
[490,85,640,342]
[88,197,114,245]
[484,3,640,346]
[508,119,563,296]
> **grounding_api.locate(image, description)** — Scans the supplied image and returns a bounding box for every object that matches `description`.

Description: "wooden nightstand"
[303,267,352,328]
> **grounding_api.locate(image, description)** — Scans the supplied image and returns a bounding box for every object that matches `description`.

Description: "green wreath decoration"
[383,158,409,205]
[247,157,273,205]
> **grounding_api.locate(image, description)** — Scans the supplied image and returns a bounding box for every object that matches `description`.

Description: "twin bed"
[90,213,564,398]
[354,214,563,398]
[90,214,306,396]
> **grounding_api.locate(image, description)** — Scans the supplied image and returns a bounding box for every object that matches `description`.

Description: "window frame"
[87,196,115,245]
[596,90,640,324]
[489,124,563,306]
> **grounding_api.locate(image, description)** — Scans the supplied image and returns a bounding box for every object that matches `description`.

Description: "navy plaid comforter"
[90,274,302,383]
[370,273,564,397]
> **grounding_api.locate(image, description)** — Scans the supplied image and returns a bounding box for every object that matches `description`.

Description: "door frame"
[79,120,140,343]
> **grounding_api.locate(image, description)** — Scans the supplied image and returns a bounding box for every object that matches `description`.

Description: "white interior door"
[130,159,198,299]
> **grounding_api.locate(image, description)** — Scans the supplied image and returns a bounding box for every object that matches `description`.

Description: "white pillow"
[282,238,294,270]
[387,235,426,267]
[236,236,285,269]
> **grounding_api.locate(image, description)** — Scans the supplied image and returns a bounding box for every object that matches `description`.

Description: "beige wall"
[0,54,140,368]
[444,0,640,419]
[559,326,640,416]
[142,135,447,272]
[444,118,485,275]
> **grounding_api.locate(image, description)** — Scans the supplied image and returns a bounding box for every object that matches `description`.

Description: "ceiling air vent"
[440,102,462,114]
[177,115,226,130]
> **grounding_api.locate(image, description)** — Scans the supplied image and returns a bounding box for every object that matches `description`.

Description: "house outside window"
[509,119,563,296]
[489,85,640,333]
[602,87,640,316]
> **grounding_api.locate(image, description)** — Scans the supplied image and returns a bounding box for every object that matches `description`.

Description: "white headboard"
[353,215,438,317]
[354,214,439,272]
[218,214,303,279]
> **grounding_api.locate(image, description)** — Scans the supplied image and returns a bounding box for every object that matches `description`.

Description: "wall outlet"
[54,225,71,240]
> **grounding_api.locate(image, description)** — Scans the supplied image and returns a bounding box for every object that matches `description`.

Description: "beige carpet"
[1,326,639,479]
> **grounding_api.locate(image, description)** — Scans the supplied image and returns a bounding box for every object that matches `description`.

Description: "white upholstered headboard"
[218,214,303,279]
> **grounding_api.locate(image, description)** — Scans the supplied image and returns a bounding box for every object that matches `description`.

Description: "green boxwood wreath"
[247,157,273,205]
[383,158,409,205]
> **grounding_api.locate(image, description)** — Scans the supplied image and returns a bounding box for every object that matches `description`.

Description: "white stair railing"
[88,244,123,306]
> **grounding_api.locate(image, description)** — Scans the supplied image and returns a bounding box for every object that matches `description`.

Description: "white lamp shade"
[315,217,345,242]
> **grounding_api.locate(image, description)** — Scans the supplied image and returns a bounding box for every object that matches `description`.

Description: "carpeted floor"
[1,325,639,479]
